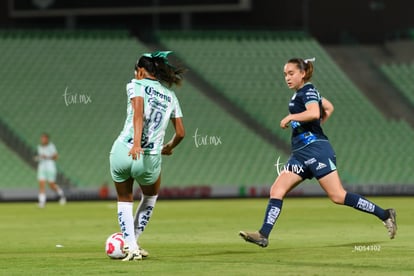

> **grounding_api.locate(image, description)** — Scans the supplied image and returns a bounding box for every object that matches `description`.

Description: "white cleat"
[59,197,66,205]
[139,248,149,258]
[122,248,142,261]
[123,245,148,258]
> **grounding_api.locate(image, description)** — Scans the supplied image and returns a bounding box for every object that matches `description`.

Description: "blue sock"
[344,192,389,221]
[259,198,283,238]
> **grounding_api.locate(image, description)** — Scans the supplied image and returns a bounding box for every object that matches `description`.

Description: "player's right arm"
[162,117,185,156]
[321,97,334,124]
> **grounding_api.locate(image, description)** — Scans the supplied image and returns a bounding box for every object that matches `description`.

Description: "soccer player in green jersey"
[35,133,66,208]
[110,51,186,261]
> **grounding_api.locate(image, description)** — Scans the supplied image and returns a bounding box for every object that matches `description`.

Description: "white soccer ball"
[105,232,127,259]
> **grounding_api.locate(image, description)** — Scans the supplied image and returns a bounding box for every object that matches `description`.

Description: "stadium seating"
[380,63,414,106]
[162,81,288,187]
[158,31,414,185]
[0,30,285,188]
[1,30,412,190]
[0,31,146,188]
[0,140,36,188]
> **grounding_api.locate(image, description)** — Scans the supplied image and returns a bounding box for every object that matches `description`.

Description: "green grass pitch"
[1,197,413,275]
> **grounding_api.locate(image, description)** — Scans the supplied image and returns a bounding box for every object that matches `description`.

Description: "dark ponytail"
[287,58,314,82]
[136,55,186,87]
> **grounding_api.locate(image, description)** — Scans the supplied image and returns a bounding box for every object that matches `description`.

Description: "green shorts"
[109,140,161,185]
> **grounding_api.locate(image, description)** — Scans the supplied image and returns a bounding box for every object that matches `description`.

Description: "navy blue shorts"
[284,140,337,180]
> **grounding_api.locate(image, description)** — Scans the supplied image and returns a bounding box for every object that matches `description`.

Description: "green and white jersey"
[117,78,183,154]
[37,142,57,171]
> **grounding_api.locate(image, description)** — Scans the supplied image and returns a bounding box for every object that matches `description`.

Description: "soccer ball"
[105,232,127,259]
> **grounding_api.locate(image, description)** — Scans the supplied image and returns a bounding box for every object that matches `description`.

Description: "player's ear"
[300,70,306,79]
[136,68,145,80]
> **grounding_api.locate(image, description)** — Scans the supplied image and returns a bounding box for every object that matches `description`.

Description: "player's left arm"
[51,144,58,160]
[128,96,144,160]
[162,117,185,156]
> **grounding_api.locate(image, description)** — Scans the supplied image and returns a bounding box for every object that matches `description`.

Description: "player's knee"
[115,188,133,202]
[269,185,287,199]
[117,194,133,202]
[140,185,158,196]
[329,193,345,205]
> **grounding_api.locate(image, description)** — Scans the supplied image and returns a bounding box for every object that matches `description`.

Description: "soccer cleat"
[123,245,147,259]
[239,231,268,248]
[383,208,397,239]
[59,197,66,205]
[122,248,142,261]
[139,248,149,258]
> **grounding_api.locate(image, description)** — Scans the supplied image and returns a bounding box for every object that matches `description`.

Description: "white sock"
[117,202,138,251]
[38,193,46,206]
[134,194,158,239]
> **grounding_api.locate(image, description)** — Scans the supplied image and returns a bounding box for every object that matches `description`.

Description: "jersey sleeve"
[50,143,58,155]
[170,94,183,118]
[126,81,144,99]
[303,86,321,105]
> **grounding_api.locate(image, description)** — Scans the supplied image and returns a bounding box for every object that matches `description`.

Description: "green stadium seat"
[0,30,287,189]
[0,140,37,188]
[380,63,414,106]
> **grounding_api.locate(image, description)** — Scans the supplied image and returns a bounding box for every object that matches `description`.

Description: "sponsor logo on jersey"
[306,87,318,93]
[305,88,320,100]
[305,91,318,96]
[145,86,171,103]
[305,91,320,101]
[149,98,168,110]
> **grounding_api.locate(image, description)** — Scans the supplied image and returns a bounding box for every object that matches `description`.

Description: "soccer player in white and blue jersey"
[240,58,397,247]
[110,51,185,261]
